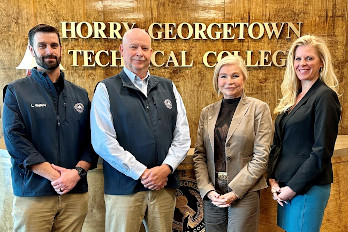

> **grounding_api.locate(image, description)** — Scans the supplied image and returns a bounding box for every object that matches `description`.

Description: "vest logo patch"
[74,103,84,113]
[30,103,47,108]
[164,99,172,109]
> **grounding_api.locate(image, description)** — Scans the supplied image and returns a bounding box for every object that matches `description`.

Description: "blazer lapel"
[281,79,322,128]
[207,101,221,152]
[226,96,251,143]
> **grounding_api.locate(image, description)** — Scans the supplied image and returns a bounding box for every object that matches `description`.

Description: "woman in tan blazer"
[193,55,273,232]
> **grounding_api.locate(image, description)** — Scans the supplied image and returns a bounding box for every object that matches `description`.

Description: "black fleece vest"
[3,68,92,196]
[101,70,178,195]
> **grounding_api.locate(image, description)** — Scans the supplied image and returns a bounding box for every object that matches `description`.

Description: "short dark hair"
[28,24,61,47]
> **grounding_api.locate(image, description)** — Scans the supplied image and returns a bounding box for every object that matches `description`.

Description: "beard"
[34,52,61,71]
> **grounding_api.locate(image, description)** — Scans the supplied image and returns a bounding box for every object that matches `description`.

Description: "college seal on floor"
[173,178,205,232]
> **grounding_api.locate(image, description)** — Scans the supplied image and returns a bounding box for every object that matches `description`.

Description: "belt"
[215,172,228,181]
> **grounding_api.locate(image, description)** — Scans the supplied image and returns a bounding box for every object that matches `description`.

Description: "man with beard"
[2,24,97,232]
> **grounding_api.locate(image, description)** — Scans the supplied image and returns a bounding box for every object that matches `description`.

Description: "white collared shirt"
[90,68,191,180]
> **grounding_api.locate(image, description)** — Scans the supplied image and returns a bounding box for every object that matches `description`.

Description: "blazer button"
[227,156,232,161]
[209,116,212,120]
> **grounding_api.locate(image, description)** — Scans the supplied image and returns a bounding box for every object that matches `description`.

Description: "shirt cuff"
[162,156,180,171]
[130,162,147,180]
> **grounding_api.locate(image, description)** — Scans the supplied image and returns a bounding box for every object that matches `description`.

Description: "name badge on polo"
[30,103,47,108]
[74,103,84,113]
[164,99,172,109]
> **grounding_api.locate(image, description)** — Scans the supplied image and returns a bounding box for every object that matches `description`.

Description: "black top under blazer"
[268,79,341,194]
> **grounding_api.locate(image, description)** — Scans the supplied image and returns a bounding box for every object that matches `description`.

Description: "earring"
[319,67,323,73]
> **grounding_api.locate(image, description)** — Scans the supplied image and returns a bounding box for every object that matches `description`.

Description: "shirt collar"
[123,67,150,85]
[32,67,64,81]
[53,74,65,93]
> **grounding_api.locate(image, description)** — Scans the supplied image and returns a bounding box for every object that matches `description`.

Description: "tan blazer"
[193,95,273,199]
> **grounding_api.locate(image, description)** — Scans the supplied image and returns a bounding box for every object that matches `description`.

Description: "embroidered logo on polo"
[30,103,47,108]
[164,99,173,109]
[173,178,205,232]
[74,103,84,113]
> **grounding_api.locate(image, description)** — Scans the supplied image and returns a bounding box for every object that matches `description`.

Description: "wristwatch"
[75,166,87,179]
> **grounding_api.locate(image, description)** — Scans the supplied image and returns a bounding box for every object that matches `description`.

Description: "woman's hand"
[269,178,287,206]
[278,186,296,201]
[219,192,238,207]
[207,190,220,201]
[269,178,281,197]
[209,191,238,208]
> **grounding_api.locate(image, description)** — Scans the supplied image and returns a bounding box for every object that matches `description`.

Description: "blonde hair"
[274,35,339,114]
[213,55,248,95]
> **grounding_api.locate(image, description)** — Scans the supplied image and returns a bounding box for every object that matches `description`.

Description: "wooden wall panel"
[0,0,347,146]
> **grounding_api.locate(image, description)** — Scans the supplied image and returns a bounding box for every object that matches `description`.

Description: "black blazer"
[268,79,341,194]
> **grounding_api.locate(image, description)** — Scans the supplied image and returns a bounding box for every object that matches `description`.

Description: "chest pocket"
[64,101,88,126]
[149,94,177,131]
[22,97,55,132]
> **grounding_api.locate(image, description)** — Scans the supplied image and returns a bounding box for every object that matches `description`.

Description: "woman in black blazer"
[268,35,341,232]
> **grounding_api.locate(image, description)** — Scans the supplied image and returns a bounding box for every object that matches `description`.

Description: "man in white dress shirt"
[90,28,191,232]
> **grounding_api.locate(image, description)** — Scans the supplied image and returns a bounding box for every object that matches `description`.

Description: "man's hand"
[50,164,80,195]
[30,162,60,182]
[140,164,171,190]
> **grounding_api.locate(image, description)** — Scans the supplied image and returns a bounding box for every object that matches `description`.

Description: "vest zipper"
[137,90,158,166]
[151,95,159,165]
[56,95,61,166]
